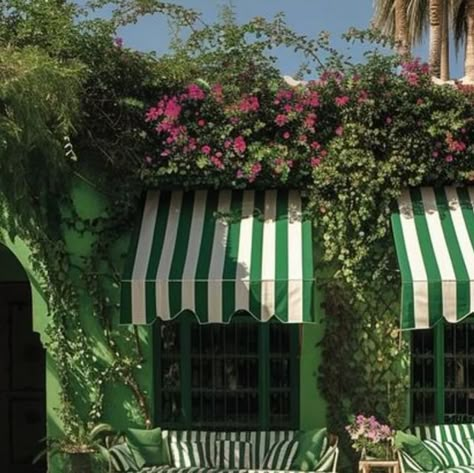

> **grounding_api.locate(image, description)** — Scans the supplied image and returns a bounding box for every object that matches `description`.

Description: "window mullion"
[259,324,270,430]
[434,320,445,423]
[180,317,192,428]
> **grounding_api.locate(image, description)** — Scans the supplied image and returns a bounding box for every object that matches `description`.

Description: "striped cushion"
[441,441,471,467]
[169,440,212,468]
[314,445,337,472]
[262,439,299,470]
[424,440,451,468]
[399,450,425,472]
[214,440,252,469]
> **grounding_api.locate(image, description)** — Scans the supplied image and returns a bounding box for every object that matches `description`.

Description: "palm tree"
[373,0,449,79]
[430,0,443,77]
[453,0,474,82]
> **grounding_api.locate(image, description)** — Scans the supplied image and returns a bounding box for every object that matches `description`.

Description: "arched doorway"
[0,245,46,473]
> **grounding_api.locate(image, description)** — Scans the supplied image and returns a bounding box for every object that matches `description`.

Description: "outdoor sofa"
[398,423,474,473]
[108,429,339,473]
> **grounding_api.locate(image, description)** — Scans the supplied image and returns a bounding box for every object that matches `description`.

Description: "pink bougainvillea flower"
[416,98,424,105]
[284,104,293,113]
[248,162,262,182]
[236,169,244,179]
[211,83,224,102]
[311,141,321,150]
[304,113,317,130]
[294,103,304,113]
[311,157,321,167]
[197,119,206,127]
[335,126,344,136]
[283,131,291,139]
[275,114,289,127]
[164,99,182,119]
[114,37,124,48]
[298,134,308,143]
[358,90,369,103]
[211,156,224,169]
[385,117,392,125]
[144,155,153,164]
[304,91,320,107]
[335,96,350,107]
[239,96,260,112]
[186,83,206,100]
[201,145,211,155]
[445,154,454,162]
[432,151,439,158]
[233,136,246,154]
[276,89,293,102]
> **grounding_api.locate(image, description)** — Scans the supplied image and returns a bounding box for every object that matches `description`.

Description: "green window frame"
[411,318,474,425]
[154,312,300,430]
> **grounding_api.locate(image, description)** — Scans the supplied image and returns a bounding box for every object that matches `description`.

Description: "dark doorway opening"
[0,248,46,473]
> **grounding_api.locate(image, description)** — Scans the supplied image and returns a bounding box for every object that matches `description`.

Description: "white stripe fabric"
[261,439,299,470]
[214,440,252,469]
[420,187,457,323]
[392,187,474,330]
[122,190,314,324]
[131,191,160,325]
[181,190,207,312]
[156,191,183,320]
[208,190,232,323]
[261,190,277,321]
[398,189,430,328]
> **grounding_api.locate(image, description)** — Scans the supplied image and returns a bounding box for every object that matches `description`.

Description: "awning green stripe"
[275,189,289,322]
[121,189,315,324]
[392,186,474,330]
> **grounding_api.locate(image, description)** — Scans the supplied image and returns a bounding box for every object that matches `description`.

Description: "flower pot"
[62,452,94,473]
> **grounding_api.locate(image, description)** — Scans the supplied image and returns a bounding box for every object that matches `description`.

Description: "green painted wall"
[0,178,332,472]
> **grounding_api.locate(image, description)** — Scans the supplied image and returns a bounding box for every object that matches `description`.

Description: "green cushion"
[291,427,327,471]
[126,427,163,468]
[395,431,440,471]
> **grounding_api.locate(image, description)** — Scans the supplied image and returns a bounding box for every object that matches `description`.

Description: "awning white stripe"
[235,190,254,311]
[261,190,277,321]
[131,191,160,324]
[181,190,207,312]
[420,187,457,322]
[288,190,303,322]
[446,187,474,315]
[208,190,232,322]
[399,189,430,328]
[156,191,183,320]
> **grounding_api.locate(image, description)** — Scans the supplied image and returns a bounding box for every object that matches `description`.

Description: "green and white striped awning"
[120,189,314,324]
[392,187,474,330]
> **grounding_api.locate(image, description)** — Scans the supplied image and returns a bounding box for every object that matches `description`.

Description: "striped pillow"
[169,439,212,468]
[465,438,474,465]
[314,445,338,472]
[423,439,451,468]
[262,439,299,470]
[215,440,253,469]
[440,441,471,467]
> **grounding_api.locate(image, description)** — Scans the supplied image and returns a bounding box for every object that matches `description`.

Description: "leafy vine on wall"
[2,0,474,458]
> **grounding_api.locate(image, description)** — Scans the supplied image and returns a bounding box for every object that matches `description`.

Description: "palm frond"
[452,0,467,55]
[373,0,396,37]
[407,0,429,44]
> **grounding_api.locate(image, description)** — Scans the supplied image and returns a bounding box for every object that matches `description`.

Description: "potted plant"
[34,423,118,473]
[346,414,395,460]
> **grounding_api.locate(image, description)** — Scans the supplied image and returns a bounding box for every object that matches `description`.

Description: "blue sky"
[91,0,465,79]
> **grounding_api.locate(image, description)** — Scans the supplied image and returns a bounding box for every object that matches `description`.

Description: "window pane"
[444,318,474,424]
[411,328,435,424]
[157,319,297,430]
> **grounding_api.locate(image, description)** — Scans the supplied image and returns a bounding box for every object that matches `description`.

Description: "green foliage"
[2,1,471,464]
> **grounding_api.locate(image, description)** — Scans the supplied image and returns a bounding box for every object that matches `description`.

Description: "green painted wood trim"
[153,322,162,424]
[180,316,192,428]
[259,323,270,429]
[434,321,445,423]
[290,325,300,428]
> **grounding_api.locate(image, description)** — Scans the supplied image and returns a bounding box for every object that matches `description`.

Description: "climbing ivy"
[2,0,474,463]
